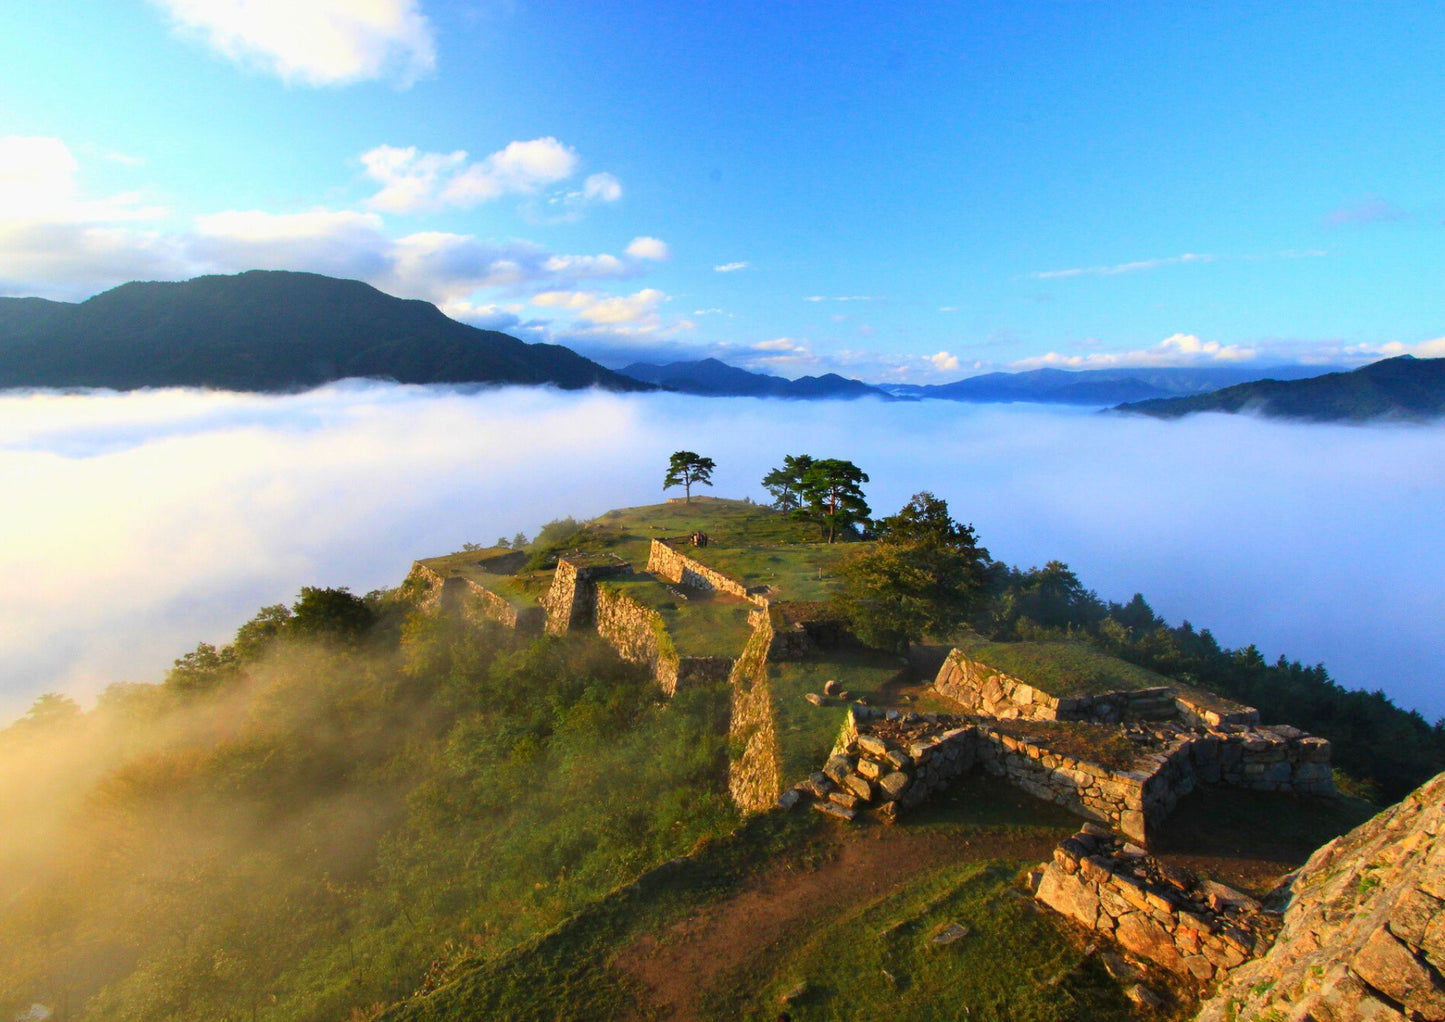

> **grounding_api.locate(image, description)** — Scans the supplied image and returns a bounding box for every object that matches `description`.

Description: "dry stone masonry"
[797,703,1333,846]
[646,539,766,605]
[1035,824,1279,986]
[935,648,1259,726]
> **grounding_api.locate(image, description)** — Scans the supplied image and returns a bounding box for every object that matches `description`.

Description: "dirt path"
[614,820,1059,1021]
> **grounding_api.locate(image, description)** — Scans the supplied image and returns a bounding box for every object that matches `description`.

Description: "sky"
[1,1,1442,382]
[3,385,1444,728]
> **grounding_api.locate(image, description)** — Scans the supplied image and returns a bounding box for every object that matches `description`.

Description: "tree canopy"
[761,454,814,511]
[794,458,870,543]
[833,492,990,650]
[663,451,715,503]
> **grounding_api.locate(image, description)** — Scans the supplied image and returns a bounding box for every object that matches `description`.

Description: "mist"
[2,383,1442,724]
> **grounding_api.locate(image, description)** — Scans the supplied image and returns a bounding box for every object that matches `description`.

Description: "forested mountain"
[1115,355,1445,422]
[883,364,1338,405]
[0,271,649,392]
[619,357,890,399]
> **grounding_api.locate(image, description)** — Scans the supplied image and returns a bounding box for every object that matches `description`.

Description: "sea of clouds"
[2,383,1442,725]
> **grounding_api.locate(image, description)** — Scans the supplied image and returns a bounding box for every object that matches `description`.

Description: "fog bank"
[2,384,1441,724]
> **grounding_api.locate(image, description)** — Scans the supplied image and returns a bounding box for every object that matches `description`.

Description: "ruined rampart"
[646,540,767,606]
[542,557,630,635]
[1035,825,1278,985]
[727,611,783,812]
[800,708,1332,846]
[404,563,543,633]
[935,649,1257,725]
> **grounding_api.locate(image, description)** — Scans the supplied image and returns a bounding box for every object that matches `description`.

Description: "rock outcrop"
[1195,770,1445,1021]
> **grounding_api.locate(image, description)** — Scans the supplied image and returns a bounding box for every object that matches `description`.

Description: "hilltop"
[0,270,648,393]
[1114,355,1445,422]
[1,495,1441,1021]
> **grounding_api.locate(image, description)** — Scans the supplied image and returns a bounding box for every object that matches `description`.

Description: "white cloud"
[1026,252,1215,280]
[4,388,1444,727]
[625,236,669,261]
[928,351,961,372]
[804,294,875,302]
[362,138,583,213]
[754,337,806,353]
[583,173,622,202]
[154,0,436,87]
[714,261,749,273]
[445,138,578,204]
[1011,333,1259,371]
[534,287,667,328]
[1363,336,1445,359]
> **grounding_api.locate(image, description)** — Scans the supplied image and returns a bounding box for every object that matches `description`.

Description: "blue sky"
[1,1,1441,381]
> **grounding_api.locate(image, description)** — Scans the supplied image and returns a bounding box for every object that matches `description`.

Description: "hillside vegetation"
[0,271,647,392]
[1114,354,1445,422]
[1,497,1439,1021]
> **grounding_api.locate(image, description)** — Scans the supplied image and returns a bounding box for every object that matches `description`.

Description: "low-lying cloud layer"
[2,386,1442,725]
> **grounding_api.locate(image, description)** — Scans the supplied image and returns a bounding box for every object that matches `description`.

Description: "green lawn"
[599,575,756,659]
[770,649,906,785]
[680,542,854,601]
[959,640,1174,698]
[709,859,1135,1022]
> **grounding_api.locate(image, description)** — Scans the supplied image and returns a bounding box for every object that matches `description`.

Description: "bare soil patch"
[614,819,1059,1020]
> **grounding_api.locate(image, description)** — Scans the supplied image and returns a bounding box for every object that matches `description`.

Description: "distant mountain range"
[7,270,1427,421]
[618,357,891,399]
[0,270,646,392]
[1114,355,1445,422]
[616,359,1349,406]
[880,364,1338,405]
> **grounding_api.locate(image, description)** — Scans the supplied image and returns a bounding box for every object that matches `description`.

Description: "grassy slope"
[960,639,1172,697]
[384,776,1158,1022]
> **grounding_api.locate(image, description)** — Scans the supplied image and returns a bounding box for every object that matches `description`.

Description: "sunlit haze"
[2,384,1441,725]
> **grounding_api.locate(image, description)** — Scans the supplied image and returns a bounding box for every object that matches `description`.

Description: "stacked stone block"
[1036,825,1279,984]
[798,709,1334,847]
[935,649,1256,725]
[646,540,767,605]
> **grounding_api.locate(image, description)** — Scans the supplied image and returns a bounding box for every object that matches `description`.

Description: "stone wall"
[1035,825,1278,985]
[934,649,1186,723]
[403,563,448,612]
[797,710,1333,846]
[542,558,629,636]
[1173,693,1259,728]
[727,613,783,813]
[975,727,1158,845]
[1195,769,1445,1022]
[446,577,544,634]
[403,563,543,633]
[646,540,766,605]
[592,584,733,697]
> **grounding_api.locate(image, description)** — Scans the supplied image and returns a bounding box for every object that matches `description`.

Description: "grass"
[415,549,552,609]
[959,640,1173,698]
[770,648,906,784]
[701,858,1137,1021]
[984,718,1149,771]
[599,575,756,659]
[380,810,823,1021]
[679,542,853,601]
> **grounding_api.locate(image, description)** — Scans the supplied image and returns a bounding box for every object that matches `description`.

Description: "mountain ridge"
[1114,355,1445,421]
[0,270,650,393]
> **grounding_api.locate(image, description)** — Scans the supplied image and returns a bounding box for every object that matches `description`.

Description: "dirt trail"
[614,821,1058,1021]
